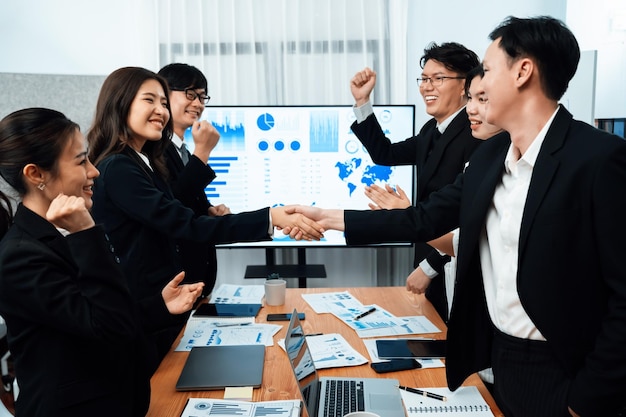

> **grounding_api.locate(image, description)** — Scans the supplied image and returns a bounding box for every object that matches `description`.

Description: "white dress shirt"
[480,108,558,340]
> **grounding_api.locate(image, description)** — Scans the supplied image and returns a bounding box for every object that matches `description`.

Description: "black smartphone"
[266,313,305,321]
[376,339,446,359]
[193,303,262,317]
[371,359,421,373]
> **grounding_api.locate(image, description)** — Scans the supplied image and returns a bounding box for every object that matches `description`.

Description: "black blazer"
[344,107,626,415]
[351,110,481,203]
[92,149,272,304]
[352,110,481,321]
[165,143,218,295]
[351,110,480,262]
[0,205,149,417]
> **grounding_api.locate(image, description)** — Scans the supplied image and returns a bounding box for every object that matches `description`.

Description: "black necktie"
[180,143,191,165]
[427,127,441,156]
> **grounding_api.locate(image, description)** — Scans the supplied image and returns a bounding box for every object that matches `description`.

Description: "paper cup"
[264,279,286,306]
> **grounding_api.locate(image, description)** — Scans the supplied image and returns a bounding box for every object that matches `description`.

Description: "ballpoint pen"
[211,322,253,327]
[353,307,377,321]
[399,385,447,402]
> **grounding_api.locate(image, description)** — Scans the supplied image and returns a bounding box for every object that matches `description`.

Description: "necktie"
[427,127,441,157]
[180,143,191,165]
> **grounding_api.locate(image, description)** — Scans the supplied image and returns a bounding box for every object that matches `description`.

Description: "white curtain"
[156,0,409,106]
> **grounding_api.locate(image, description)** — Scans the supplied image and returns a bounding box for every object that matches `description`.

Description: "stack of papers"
[301,291,441,338]
[279,333,368,369]
[210,284,265,304]
[176,317,281,351]
[180,398,301,417]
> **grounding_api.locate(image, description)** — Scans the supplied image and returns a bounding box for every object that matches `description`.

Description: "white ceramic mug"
[264,279,287,306]
[343,412,381,417]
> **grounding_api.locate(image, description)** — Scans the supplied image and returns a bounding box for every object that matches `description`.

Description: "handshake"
[270,205,344,241]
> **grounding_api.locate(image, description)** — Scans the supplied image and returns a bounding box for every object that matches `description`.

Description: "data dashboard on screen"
[183,105,416,247]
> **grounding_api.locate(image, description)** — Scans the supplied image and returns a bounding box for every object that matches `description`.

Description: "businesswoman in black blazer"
[87,67,324,367]
[0,108,203,416]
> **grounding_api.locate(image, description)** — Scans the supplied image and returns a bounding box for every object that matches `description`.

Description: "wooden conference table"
[147,286,503,416]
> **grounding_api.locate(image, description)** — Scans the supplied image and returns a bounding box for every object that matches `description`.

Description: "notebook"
[284,309,406,417]
[400,386,494,416]
[176,344,265,391]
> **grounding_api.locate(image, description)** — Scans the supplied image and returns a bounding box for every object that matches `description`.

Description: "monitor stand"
[244,248,326,288]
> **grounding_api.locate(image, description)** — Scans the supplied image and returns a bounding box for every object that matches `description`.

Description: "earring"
[37,183,46,191]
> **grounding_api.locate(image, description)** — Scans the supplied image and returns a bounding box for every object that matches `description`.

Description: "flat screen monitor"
[183,105,415,247]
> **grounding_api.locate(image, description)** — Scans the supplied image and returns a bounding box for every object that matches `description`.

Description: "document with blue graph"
[180,398,301,417]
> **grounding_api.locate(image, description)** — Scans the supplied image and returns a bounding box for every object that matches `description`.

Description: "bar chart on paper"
[179,398,301,417]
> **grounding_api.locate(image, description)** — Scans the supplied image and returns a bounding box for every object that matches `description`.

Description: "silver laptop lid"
[285,308,320,417]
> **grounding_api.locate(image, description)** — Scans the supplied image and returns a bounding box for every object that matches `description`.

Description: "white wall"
[407,0,567,128]
[0,0,158,75]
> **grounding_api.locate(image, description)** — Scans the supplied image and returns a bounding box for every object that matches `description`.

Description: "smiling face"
[46,130,100,209]
[169,88,205,137]
[466,75,503,140]
[126,79,170,151]
[420,59,467,123]
[480,39,518,130]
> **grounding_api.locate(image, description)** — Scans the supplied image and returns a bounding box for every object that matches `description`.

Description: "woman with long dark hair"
[87,67,323,366]
[0,108,203,416]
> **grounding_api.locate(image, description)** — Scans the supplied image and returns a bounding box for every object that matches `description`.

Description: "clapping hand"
[162,272,204,314]
[365,184,411,210]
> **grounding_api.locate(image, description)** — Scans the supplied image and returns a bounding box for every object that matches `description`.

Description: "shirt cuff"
[353,101,374,123]
[268,211,274,236]
[419,259,439,279]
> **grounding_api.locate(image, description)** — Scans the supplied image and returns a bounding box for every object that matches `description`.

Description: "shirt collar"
[171,132,184,149]
[504,107,559,173]
[437,106,465,134]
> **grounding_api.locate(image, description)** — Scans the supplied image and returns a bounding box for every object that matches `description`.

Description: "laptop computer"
[284,309,406,417]
[175,344,265,391]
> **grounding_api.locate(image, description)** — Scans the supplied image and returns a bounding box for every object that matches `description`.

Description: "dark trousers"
[491,329,571,417]
[491,329,626,417]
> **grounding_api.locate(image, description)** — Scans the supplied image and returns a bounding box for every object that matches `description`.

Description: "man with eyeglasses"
[158,63,231,301]
[350,42,481,323]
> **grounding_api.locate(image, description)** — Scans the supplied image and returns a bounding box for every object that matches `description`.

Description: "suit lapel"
[166,143,185,171]
[417,112,465,198]
[14,205,76,267]
[518,106,570,257]
[459,134,510,264]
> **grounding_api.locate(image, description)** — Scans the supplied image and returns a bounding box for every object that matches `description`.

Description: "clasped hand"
[271,205,325,241]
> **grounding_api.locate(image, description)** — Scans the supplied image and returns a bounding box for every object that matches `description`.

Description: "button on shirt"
[480,108,558,340]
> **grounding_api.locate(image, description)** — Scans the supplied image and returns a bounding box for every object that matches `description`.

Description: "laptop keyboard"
[323,380,365,417]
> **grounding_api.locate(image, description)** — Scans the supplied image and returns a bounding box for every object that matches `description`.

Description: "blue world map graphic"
[335,158,393,196]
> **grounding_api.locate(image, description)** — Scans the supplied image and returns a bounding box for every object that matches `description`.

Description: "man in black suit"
[293,16,626,416]
[158,63,230,298]
[349,43,482,322]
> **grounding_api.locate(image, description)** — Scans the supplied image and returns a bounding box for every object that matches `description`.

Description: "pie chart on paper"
[256,113,275,131]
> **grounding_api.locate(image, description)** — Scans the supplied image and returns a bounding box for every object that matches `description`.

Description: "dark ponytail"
[0,108,79,238]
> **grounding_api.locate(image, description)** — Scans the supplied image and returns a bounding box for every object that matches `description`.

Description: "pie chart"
[256,113,275,131]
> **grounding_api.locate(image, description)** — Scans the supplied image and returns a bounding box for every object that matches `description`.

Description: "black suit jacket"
[0,205,149,416]
[344,107,626,415]
[165,143,218,295]
[92,149,272,303]
[351,110,481,320]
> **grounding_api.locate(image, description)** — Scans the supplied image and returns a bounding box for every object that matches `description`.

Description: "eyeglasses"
[417,76,465,87]
[171,88,211,104]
